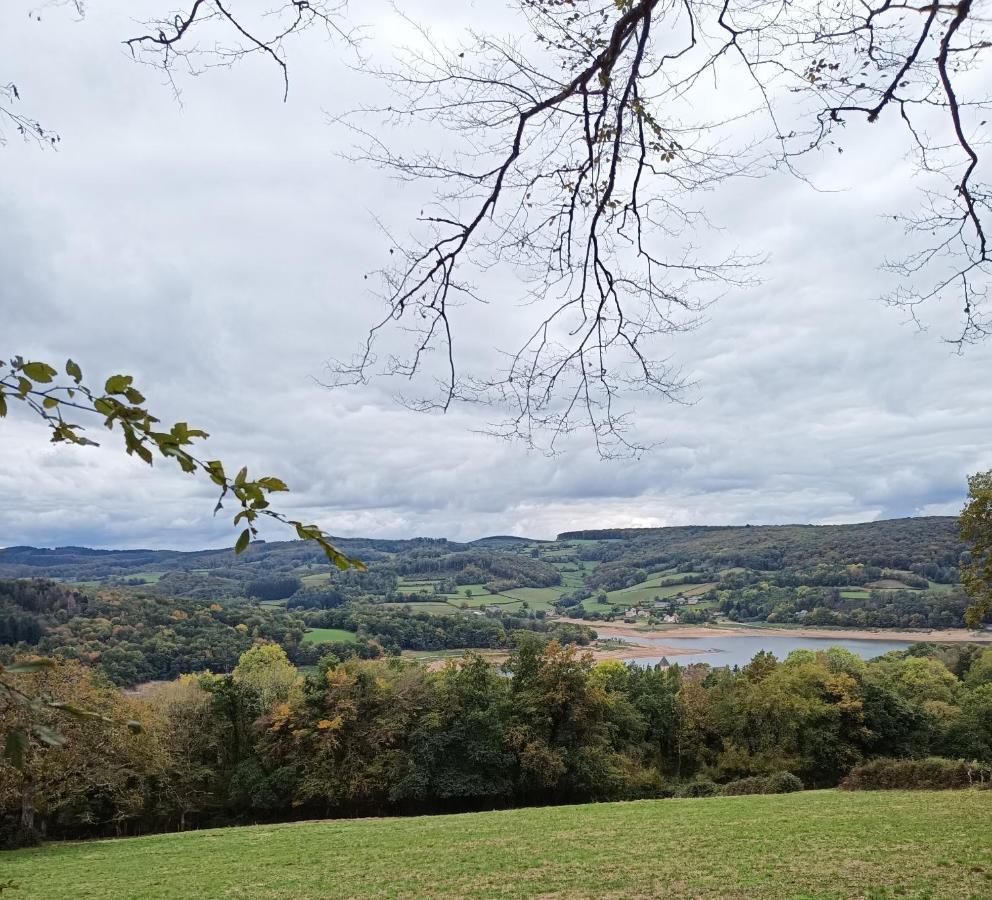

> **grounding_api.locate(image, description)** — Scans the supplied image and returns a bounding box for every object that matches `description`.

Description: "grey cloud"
[1,1,991,550]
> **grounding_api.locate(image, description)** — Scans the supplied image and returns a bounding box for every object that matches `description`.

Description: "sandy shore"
[560,618,992,645]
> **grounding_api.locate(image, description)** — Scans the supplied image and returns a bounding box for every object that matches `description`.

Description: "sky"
[2,0,991,550]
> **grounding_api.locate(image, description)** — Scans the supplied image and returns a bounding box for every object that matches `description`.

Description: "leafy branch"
[0,354,365,769]
[0,355,363,570]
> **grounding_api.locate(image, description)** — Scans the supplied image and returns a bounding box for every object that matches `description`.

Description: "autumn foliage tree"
[961,470,992,629]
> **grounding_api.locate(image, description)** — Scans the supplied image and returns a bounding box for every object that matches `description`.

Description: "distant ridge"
[469,535,544,547]
[557,515,957,542]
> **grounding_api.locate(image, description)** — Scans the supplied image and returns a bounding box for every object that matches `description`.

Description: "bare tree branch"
[11,0,991,454]
[124,0,358,102]
[320,0,990,455]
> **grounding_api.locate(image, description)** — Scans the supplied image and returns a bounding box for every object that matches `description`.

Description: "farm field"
[4,790,991,899]
[603,580,718,608]
[381,601,468,615]
[300,627,358,644]
[390,580,564,614]
[300,572,332,586]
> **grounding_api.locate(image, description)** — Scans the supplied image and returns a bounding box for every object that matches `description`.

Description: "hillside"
[4,790,990,898]
[0,518,974,665]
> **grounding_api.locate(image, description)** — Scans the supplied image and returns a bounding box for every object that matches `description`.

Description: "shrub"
[765,771,804,793]
[0,816,40,850]
[673,779,719,798]
[841,757,992,791]
[721,772,803,796]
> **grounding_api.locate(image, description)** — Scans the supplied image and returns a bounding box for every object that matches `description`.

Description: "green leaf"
[124,387,145,405]
[234,466,248,486]
[66,358,82,383]
[104,374,133,395]
[206,460,226,486]
[258,477,289,492]
[4,657,57,674]
[22,361,57,383]
[4,729,27,770]
[234,528,251,555]
[42,396,59,409]
[0,393,6,418]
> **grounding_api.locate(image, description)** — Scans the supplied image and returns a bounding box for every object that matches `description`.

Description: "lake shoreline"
[560,619,992,646]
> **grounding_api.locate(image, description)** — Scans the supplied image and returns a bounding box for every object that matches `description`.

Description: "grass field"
[300,627,358,645]
[4,790,991,898]
[603,581,718,608]
[116,571,165,584]
[928,581,956,593]
[300,572,331,587]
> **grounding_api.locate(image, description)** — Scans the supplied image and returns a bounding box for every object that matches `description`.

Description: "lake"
[617,633,918,668]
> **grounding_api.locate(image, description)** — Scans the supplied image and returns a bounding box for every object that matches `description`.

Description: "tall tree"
[961,470,992,628]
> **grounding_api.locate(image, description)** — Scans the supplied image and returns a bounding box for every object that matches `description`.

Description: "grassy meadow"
[300,627,358,645]
[4,790,991,899]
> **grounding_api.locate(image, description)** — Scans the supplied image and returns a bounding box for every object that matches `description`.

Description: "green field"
[396,580,436,592]
[580,598,615,615]
[117,571,165,584]
[300,627,358,645]
[604,581,718,608]
[495,586,565,609]
[382,601,471,615]
[4,790,991,898]
[300,572,332,587]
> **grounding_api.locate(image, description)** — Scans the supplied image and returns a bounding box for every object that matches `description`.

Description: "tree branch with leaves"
[0,354,364,770]
[0,355,362,570]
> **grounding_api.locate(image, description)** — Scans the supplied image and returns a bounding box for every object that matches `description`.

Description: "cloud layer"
[1,0,990,549]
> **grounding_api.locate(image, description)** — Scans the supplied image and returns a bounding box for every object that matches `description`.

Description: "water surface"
[617,633,916,668]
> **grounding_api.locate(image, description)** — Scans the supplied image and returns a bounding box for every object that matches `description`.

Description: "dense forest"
[0,581,593,687]
[3,639,991,845]
[0,518,982,694]
[2,515,991,848]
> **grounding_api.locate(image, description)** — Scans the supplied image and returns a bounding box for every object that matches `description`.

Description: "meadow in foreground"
[4,790,991,899]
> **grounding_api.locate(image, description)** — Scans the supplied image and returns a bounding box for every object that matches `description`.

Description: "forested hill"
[0,536,467,581]
[0,516,962,580]
[0,515,979,688]
[0,515,972,642]
[557,517,963,573]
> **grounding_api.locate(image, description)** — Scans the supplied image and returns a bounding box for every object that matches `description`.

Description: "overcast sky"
[2,0,991,550]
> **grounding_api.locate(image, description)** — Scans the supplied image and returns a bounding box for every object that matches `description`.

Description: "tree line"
[3,637,991,846]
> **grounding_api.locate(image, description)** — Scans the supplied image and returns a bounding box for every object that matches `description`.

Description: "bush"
[841,757,992,791]
[0,816,40,850]
[722,772,804,796]
[673,779,719,798]
[765,771,804,793]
